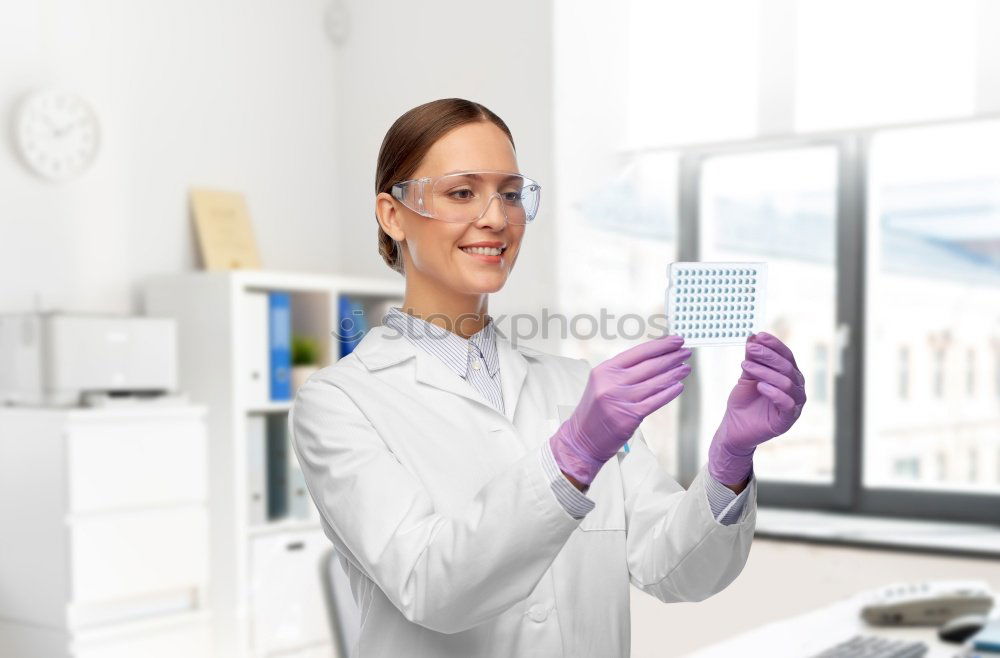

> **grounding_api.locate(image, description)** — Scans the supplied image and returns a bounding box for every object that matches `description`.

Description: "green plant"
[292,334,321,366]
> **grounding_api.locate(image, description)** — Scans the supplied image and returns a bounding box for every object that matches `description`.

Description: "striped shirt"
[382,306,748,524]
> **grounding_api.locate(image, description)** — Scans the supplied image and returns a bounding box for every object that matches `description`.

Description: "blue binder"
[269,292,292,400]
[338,294,368,357]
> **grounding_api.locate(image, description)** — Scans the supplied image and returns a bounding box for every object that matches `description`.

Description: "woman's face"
[377,121,526,295]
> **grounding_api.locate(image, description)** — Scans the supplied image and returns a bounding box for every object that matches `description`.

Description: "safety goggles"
[391,170,542,225]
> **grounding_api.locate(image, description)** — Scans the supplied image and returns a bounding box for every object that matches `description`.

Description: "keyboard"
[809,634,928,657]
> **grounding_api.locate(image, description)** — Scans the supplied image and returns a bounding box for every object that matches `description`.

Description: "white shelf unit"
[142,270,403,658]
[0,405,212,658]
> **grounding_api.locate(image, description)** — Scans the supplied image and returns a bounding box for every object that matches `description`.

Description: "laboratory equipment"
[808,635,927,657]
[0,312,178,407]
[938,614,987,644]
[860,580,994,626]
[666,262,767,347]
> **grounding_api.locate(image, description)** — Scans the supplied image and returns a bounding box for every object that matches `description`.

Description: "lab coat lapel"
[411,347,495,412]
[354,325,528,425]
[494,333,528,425]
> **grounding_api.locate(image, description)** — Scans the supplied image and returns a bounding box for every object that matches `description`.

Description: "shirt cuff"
[705,471,752,525]
[538,442,596,520]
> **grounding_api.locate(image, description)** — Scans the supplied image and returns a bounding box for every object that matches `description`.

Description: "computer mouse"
[938,614,987,644]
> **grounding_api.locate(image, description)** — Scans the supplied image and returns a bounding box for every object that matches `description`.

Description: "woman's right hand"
[549,334,692,486]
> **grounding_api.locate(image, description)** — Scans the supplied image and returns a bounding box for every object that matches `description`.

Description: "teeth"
[461,246,503,256]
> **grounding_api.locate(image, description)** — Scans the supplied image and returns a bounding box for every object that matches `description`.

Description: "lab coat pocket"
[550,404,626,533]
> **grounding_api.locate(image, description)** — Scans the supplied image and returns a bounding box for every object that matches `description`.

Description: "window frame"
[669,121,1000,524]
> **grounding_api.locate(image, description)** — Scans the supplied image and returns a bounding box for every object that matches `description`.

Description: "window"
[898,346,910,400]
[695,146,839,484]
[814,344,829,403]
[996,348,1000,399]
[669,121,1000,519]
[936,452,949,482]
[865,120,1000,496]
[555,1,1000,521]
[893,457,920,480]
[967,348,976,397]
[932,346,946,400]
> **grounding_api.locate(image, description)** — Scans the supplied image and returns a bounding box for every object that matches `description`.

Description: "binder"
[265,413,289,520]
[247,414,268,525]
[245,292,270,407]
[269,292,292,401]
[337,294,368,358]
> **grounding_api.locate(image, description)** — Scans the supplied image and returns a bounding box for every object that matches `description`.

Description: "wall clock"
[14,89,100,182]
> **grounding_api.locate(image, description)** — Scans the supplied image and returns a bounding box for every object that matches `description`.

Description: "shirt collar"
[382,307,500,379]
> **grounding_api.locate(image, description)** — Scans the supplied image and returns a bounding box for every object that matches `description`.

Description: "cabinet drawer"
[73,617,213,658]
[250,529,332,655]
[66,415,206,512]
[69,507,208,625]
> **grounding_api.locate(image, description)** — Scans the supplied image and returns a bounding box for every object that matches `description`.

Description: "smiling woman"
[288,97,799,658]
[373,99,524,277]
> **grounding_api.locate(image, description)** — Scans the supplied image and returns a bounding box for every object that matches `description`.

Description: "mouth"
[458,243,507,263]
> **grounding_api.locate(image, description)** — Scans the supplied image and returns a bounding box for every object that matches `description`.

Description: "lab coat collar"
[351,325,544,424]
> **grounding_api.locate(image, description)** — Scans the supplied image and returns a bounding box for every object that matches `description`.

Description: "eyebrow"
[442,170,523,183]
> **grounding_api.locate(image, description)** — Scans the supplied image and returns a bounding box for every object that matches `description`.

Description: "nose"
[472,193,509,229]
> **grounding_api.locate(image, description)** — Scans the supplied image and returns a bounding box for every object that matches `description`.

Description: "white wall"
[0,0,340,315]
[1,0,558,349]
[331,0,558,349]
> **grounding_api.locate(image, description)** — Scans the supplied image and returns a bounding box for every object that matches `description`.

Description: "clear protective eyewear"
[391,169,542,225]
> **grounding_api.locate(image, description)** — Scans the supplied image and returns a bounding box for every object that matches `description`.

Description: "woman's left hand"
[707,331,807,486]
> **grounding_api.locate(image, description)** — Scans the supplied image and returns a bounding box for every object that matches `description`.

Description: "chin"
[460,272,509,294]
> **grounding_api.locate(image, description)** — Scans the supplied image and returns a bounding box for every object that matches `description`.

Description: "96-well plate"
[665,262,767,346]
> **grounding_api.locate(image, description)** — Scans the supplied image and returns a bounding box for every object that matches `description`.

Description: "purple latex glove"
[708,331,807,485]
[550,335,692,486]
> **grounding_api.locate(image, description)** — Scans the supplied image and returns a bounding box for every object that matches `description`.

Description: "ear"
[375,192,406,242]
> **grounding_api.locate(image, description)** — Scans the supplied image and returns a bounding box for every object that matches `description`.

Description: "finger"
[621,347,692,384]
[741,360,806,405]
[757,381,796,412]
[634,380,684,416]
[625,361,691,398]
[751,332,797,368]
[608,334,685,369]
[747,341,804,386]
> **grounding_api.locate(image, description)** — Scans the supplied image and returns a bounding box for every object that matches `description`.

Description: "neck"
[400,271,490,340]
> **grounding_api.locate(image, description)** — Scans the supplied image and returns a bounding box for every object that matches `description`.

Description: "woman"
[290,98,806,657]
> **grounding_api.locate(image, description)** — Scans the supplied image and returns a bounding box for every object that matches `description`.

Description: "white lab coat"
[290,325,757,658]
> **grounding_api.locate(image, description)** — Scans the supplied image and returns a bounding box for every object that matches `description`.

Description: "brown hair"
[375,98,515,275]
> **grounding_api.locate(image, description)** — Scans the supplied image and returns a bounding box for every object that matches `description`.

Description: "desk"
[686,594,985,657]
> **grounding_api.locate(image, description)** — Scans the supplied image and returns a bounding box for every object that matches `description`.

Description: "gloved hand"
[708,331,807,486]
[550,334,692,486]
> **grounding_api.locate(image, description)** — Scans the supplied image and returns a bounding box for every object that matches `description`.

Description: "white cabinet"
[0,406,211,658]
[249,529,332,656]
[66,415,207,512]
[143,270,402,658]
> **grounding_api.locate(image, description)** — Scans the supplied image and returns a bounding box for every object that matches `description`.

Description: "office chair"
[321,546,361,658]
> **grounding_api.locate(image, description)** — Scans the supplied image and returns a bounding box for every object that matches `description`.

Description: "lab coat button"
[472,360,481,371]
[527,604,549,622]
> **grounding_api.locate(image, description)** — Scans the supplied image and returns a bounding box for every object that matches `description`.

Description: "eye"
[501,190,522,202]
[447,188,474,200]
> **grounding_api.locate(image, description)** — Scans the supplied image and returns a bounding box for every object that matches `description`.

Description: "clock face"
[15,90,100,182]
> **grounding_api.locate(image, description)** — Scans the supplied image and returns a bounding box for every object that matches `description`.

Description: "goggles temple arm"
[390,179,431,216]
